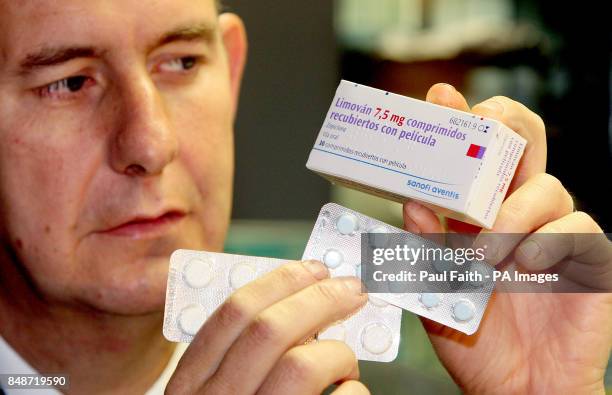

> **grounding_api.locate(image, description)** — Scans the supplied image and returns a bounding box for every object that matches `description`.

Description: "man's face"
[0,0,243,314]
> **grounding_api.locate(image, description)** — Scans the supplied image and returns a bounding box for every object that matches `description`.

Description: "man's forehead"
[0,0,218,61]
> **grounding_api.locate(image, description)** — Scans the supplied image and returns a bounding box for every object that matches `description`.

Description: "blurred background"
[221,0,611,393]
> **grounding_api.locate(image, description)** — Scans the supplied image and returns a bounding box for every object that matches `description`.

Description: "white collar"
[0,336,188,394]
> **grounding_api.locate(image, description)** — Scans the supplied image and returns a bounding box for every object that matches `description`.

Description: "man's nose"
[110,76,178,177]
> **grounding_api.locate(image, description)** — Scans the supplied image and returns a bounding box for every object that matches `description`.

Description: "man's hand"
[403,84,612,394]
[166,260,370,394]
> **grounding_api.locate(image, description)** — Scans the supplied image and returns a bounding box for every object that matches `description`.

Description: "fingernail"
[475,100,504,116]
[518,240,541,260]
[405,201,423,211]
[301,260,329,280]
[439,83,456,92]
[404,202,422,233]
[340,276,364,295]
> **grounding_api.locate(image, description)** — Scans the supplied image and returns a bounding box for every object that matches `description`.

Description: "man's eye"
[158,56,200,73]
[38,75,93,99]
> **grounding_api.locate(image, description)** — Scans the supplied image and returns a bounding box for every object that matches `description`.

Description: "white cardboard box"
[306,80,527,229]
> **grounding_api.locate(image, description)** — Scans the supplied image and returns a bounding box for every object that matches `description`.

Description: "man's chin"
[76,283,167,316]
[75,256,171,315]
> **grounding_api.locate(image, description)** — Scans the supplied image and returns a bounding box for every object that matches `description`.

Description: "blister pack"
[163,249,402,362]
[302,203,494,335]
[163,250,286,343]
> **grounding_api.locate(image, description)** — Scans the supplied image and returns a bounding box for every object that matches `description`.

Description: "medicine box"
[306,80,527,228]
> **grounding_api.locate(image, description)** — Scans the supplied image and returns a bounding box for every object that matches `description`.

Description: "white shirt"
[0,336,188,394]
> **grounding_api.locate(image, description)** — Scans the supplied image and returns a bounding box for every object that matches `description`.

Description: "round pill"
[229,262,257,289]
[368,294,389,308]
[419,293,441,309]
[322,249,344,269]
[336,213,359,235]
[178,304,207,336]
[183,258,213,289]
[361,323,393,355]
[453,300,476,322]
[367,225,389,248]
[324,324,346,341]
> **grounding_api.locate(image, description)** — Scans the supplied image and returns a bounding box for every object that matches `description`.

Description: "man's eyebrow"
[15,22,217,75]
[153,22,218,50]
[18,46,102,74]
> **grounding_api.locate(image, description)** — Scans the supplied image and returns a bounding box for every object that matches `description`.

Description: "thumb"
[425,83,471,111]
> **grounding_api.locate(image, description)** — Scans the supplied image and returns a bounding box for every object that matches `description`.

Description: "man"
[0,0,609,394]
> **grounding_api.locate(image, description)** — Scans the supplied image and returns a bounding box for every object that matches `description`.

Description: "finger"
[515,211,603,270]
[425,83,471,111]
[471,96,547,194]
[493,173,574,233]
[204,277,367,394]
[475,173,574,264]
[402,201,446,248]
[331,380,371,395]
[168,260,329,393]
[514,212,612,290]
[402,201,444,234]
[257,340,359,395]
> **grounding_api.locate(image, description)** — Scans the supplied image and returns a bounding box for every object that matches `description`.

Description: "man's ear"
[218,13,247,115]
